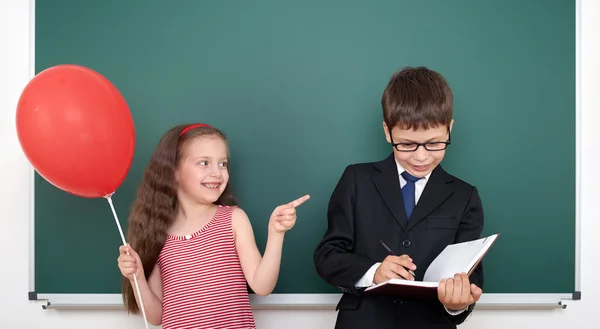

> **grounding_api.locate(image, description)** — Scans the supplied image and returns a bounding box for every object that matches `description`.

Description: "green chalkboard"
[33,0,576,296]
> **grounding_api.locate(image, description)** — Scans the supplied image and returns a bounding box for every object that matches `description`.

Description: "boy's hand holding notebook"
[365,233,499,300]
[438,272,484,311]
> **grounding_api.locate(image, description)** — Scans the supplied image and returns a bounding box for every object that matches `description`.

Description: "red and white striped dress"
[157,205,256,329]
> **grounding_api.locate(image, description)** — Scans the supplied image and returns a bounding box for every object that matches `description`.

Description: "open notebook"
[364,233,499,299]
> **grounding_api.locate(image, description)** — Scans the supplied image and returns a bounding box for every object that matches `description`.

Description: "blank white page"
[423,234,498,282]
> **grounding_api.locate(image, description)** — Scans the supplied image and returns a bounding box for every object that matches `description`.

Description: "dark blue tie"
[401,171,421,219]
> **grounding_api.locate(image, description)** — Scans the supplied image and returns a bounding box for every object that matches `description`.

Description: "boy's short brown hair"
[381,66,453,130]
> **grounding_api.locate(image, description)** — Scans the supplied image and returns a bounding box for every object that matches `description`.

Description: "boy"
[314,66,484,329]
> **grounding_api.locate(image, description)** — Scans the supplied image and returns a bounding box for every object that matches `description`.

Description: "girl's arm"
[232,195,309,296]
[120,245,164,326]
[129,264,164,326]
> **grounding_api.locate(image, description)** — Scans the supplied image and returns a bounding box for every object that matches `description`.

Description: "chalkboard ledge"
[30,293,575,310]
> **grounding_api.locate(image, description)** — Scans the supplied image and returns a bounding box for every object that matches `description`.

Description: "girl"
[117,123,310,329]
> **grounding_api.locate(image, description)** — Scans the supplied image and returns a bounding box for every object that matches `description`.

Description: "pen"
[379,239,415,277]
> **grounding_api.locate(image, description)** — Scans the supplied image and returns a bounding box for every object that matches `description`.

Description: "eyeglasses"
[389,128,451,152]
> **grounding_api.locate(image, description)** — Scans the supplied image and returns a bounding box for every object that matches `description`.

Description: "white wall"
[1,1,598,328]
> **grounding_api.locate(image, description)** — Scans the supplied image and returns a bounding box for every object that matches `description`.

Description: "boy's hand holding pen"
[373,240,417,284]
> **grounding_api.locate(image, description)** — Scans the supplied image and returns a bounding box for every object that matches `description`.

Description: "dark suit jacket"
[313,154,484,329]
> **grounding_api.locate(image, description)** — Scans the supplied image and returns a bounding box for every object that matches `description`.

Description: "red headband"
[179,123,212,136]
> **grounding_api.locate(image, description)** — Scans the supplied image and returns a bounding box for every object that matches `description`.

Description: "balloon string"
[106,194,150,329]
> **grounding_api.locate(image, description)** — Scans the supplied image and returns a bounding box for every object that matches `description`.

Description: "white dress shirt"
[353,159,468,316]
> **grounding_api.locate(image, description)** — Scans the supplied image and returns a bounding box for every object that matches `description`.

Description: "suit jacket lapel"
[406,165,454,232]
[371,154,409,230]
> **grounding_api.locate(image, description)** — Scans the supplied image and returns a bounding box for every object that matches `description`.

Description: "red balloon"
[16,64,135,198]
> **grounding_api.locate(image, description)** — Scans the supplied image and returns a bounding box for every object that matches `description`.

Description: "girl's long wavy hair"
[122,124,237,314]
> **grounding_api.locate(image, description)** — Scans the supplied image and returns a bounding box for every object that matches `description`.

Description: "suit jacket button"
[402,240,411,247]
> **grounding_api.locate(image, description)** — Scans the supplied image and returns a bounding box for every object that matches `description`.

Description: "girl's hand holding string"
[117,244,145,282]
